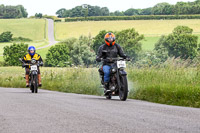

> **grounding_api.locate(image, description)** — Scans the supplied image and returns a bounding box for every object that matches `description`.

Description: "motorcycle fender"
[119,70,127,76]
[32,71,38,75]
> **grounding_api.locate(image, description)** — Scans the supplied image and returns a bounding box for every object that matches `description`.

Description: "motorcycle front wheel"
[33,75,38,93]
[119,76,128,101]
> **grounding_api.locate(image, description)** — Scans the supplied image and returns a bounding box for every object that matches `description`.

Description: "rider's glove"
[22,63,25,68]
[40,62,43,66]
[96,58,101,62]
[126,56,131,61]
[106,58,113,62]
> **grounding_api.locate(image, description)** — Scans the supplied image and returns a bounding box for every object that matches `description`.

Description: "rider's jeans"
[103,65,111,83]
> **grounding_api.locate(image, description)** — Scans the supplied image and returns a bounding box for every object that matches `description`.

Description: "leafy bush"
[12,37,32,42]
[70,36,95,66]
[3,43,28,66]
[0,31,13,42]
[116,28,144,59]
[45,36,95,67]
[45,44,72,67]
[155,26,199,59]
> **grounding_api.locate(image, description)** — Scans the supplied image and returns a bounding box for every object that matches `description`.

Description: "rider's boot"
[38,74,42,87]
[25,75,29,87]
[104,82,111,95]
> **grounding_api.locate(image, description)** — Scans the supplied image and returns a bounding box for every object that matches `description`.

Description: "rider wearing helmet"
[96,32,128,90]
[22,46,43,87]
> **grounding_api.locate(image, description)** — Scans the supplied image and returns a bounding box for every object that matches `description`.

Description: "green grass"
[0,66,200,108]
[55,19,200,40]
[127,66,200,108]
[0,19,47,41]
[0,67,102,95]
[141,36,160,51]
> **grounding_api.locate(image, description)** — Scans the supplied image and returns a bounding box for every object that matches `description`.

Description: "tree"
[0,4,28,18]
[113,11,124,16]
[155,26,199,59]
[56,8,66,18]
[152,2,174,15]
[124,8,139,16]
[35,13,43,18]
[3,43,28,66]
[115,28,144,59]
[45,44,71,67]
[101,7,109,16]
[71,36,95,66]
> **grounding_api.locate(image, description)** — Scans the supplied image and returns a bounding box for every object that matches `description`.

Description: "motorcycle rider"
[96,32,128,91]
[22,46,43,87]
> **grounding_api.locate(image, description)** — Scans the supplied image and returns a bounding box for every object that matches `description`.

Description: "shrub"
[0,31,13,42]
[155,26,199,59]
[45,44,72,67]
[3,43,28,66]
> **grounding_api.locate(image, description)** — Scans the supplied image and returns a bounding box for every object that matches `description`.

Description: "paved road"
[37,19,58,50]
[0,87,200,133]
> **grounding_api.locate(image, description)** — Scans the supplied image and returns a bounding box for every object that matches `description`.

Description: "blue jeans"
[103,65,111,83]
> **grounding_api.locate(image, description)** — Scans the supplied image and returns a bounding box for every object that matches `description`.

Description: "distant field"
[55,19,200,40]
[0,19,47,41]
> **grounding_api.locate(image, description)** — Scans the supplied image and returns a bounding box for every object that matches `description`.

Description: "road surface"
[37,19,58,50]
[0,87,200,133]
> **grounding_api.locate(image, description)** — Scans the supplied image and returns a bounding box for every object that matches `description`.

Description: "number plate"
[31,65,37,71]
[117,61,126,68]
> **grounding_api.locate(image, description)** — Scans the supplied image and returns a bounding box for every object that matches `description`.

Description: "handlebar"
[101,57,131,62]
[19,58,43,67]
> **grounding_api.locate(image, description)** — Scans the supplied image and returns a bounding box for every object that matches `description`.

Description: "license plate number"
[117,61,126,68]
[31,65,37,71]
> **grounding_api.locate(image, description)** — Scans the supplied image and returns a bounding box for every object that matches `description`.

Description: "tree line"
[0,4,28,18]
[3,26,199,67]
[56,0,200,18]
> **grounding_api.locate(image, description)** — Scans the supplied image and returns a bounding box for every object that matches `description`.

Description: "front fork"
[116,70,121,90]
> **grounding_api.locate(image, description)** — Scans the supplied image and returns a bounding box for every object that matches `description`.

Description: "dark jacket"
[96,43,127,65]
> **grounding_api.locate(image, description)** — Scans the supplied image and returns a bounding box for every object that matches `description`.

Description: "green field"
[0,19,47,41]
[0,18,49,61]
[55,19,200,40]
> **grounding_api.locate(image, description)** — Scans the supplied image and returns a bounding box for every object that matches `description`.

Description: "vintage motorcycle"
[19,58,42,93]
[99,57,130,101]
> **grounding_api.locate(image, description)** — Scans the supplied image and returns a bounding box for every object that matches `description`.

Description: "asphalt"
[37,19,58,50]
[0,87,200,133]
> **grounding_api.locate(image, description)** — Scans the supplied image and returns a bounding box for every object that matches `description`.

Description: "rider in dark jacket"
[96,32,128,90]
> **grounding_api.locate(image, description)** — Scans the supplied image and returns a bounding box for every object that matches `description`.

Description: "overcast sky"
[1,0,196,16]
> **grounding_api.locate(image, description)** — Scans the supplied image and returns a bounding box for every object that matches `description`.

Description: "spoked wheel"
[33,75,38,93]
[30,85,34,93]
[119,76,128,101]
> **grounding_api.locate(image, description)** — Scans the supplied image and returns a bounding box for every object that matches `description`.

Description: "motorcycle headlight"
[31,59,36,64]
[111,68,116,73]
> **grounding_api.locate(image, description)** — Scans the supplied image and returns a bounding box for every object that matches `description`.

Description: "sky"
[1,0,196,16]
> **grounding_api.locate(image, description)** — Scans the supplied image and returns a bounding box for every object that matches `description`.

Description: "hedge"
[63,15,200,22]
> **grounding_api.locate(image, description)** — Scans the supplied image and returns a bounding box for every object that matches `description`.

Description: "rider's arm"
[96,46,103,62]
[116,44,127,58]
[37,54,43,66]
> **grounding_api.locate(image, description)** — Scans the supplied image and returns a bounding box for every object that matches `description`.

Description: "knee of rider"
[104,70,110,75]
[26,69,30,75]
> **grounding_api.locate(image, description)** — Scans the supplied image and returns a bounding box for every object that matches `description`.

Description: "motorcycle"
[99,57,130,101]
[19,58,42,93]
